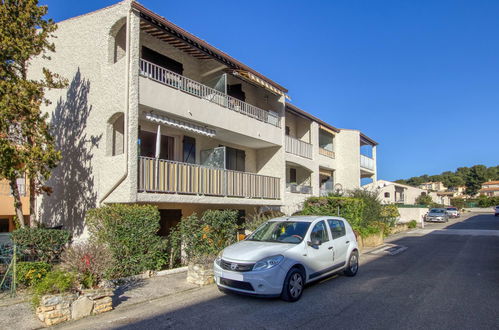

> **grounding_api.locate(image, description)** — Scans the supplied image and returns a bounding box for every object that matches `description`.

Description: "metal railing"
[360,154,375,170]
[138,157,280,199]
[286,183,312,194]
[319,147,335,159]
[285,136,312,159]
[0,183,26,196]
[139,59,280,127]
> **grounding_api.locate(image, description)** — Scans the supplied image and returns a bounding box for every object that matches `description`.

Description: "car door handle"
[328,247,333,250]
[346,241,350,244]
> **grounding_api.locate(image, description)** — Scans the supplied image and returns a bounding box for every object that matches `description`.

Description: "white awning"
[145,113,216,137]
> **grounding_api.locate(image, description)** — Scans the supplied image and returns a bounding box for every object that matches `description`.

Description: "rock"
[41,295,63,306]
[82,288,113,300]
[187,263,214,286]
[71,296,94,320]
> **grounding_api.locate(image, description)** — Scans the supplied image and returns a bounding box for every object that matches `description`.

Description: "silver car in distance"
[214,216,359,302]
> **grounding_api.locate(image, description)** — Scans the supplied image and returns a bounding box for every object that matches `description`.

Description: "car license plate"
[222,271,243,281]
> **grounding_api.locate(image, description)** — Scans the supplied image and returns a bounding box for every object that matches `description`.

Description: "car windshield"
[446,208,457,211]
[430,209,445,213]
[247,221,311,244]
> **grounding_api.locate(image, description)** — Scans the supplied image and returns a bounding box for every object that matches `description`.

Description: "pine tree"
[0,0,66,227]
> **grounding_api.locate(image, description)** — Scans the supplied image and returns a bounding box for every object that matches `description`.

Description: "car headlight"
[215,251,223,266]
[253,255,284,271]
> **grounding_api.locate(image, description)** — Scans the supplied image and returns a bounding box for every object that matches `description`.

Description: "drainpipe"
[99,7,133,205]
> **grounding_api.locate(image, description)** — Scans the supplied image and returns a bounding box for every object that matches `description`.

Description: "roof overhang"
[132,1,288,95]
[285,103,340,133]
[360,133,378,146]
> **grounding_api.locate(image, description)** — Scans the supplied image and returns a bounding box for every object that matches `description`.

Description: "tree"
[0,0,66,227]
[415,193,433,206]
[465,165,488,196]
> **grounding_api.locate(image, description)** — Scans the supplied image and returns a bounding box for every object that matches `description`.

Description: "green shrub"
[16,262,52,287]
[11,228,71,263]
[86,204,167,279]
[450,198,465,210]
[299,197,364,229]
[169,210,239,266]
[61,242,113,288]
[415,194,433,206]
[407,220,417,229]
[244,209,284,232]
[32,270,77,307]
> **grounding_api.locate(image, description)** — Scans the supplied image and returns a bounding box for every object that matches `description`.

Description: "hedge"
[299,197,364,229]
[86,204,167,278]
[11,228,71,263]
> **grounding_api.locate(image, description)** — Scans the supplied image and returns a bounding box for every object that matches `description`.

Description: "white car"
[445,207,460,218]
[214,216,359,302]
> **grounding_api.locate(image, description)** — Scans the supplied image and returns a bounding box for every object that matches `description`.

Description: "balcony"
[286,183,312,194]
[138,157,280,200]
[139,59,280,127]
[360,154,375,171]
[285,136,312,159]
[319,148,335,159]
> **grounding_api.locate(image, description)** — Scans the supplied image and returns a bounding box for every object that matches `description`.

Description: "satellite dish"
[334,183,343,195]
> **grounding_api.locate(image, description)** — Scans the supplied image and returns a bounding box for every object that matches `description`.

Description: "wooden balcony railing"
[319,147,335,159]
[138,157,280,199]
[285,136,312,159]
[139,59,280,127]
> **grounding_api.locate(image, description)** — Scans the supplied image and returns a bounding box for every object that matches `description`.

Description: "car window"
[247,221,310,244]
[327,219,346,239]
[310,221,329,243]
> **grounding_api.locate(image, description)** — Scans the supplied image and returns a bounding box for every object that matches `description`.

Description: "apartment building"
[419,181,447,192]
[479,181,499,197]
[365,180,450,206]
[0,178,30,233]
[29,1,377,239]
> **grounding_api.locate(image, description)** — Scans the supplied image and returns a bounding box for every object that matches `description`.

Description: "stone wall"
[35,288,113,326]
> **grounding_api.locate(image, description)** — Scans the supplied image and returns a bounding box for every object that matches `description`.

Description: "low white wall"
[397,207,428,226]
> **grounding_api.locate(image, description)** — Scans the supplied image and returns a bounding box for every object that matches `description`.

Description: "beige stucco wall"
[26,1,378,239]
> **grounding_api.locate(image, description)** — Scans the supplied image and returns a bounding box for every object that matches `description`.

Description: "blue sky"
[41,0,499,181]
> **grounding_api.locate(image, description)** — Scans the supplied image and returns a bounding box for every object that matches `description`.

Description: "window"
[384,192,390,198]
[183,136,196,164]
[110,113,124,156]
[225,146,245,172]
[319,130,334,151]
[311,221,329,243]
[139,129,174,160]
[285,126,290,136]
[327,219,346,239]
[142,47,183,75]
[227,84,245,102]
[289,168,297,184]
[0,219,9,233]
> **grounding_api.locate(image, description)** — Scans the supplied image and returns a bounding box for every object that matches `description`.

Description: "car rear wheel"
[281,268,304,302]
[344,250,359,277]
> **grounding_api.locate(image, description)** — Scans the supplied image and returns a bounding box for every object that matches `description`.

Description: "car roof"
[268,216,346,223]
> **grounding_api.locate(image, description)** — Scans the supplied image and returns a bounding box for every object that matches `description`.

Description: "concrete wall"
[397,207,428,226]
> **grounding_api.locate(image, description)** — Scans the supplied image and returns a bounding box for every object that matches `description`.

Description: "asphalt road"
[61,213,499,330]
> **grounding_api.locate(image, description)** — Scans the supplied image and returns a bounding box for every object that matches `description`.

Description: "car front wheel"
[281,268,305,302]
[344,250,359,277]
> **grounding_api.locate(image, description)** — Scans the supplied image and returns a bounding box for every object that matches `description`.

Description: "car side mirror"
[308,239,322,247]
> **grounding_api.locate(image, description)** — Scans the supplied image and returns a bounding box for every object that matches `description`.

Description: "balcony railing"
[319,147,335,159]
[138,157,280,199]
[286,183,312,194]
[285,136,312,159]
[139,59,280,127]
[320,189,334,197]
[360,154,375,171]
